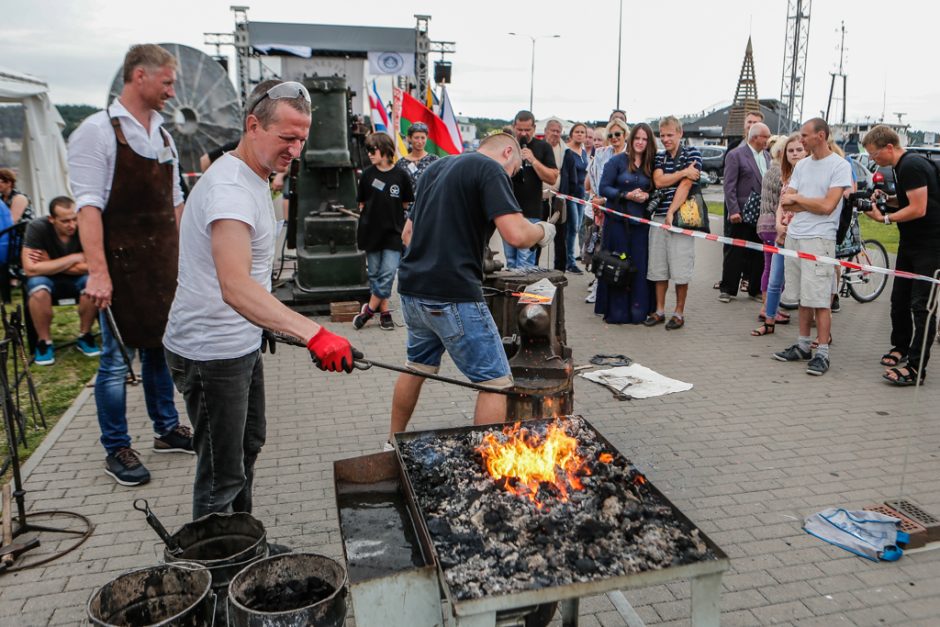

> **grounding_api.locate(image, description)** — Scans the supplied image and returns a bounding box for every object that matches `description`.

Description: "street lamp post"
[508,32,560,111]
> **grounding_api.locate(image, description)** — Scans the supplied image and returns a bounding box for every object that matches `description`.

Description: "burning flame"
[477,421,611,508]
[599,453,613,464]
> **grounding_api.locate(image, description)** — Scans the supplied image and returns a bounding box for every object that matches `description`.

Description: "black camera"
[847,190,888,213]
[644,189,666,214]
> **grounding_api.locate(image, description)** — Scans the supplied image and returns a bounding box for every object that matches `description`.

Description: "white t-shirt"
[163,153,277,360]
[787,152,853,240]
[68,99,184,211]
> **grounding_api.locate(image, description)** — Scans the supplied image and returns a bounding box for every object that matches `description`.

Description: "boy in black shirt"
[353,133,414,330]
[862,125,940,385]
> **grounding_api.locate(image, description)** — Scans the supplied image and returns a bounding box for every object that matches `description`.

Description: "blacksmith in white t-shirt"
[163,80,358,519]
[773,118,853,376]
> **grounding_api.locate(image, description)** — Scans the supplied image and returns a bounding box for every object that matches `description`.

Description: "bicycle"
[836,209,889,302]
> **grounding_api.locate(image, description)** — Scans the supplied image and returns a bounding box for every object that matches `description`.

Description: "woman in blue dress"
[596,123,657,324]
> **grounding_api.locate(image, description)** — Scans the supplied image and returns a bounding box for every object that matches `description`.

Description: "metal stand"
[0,306,94,574]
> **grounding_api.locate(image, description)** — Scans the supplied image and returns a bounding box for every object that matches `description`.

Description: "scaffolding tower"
[724,37,762,139]
[778,0,812,133]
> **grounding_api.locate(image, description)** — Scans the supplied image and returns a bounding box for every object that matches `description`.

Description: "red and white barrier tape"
[552,191,940,287]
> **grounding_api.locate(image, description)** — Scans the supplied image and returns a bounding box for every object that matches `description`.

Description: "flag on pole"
[425,84,435,112]
[438,86,465,154]
[391,86,409,160]
[369,80,391,136]
[397,89,462,157]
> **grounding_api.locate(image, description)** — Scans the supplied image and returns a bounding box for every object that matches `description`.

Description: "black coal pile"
[398,417,713,600]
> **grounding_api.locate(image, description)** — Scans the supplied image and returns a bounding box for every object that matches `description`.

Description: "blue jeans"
[165,349,265,518]
[400,295,512,387]
[764,254,785,319]
[502,218,540,269]
[96,311,178,454]
[565,200,584,268]
[366,249,401,299]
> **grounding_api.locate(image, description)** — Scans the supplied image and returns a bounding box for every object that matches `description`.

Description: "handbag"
[741,191,761,225]
[593,218,635,288]
[673,191,709,232]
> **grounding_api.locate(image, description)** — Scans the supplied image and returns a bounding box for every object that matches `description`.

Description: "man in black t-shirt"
[862,125,940,385]
[505,110,558,268]
[388,134,556,446]
[22,196,99,365]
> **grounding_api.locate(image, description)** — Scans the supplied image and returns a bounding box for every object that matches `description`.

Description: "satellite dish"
[108,43,242,177]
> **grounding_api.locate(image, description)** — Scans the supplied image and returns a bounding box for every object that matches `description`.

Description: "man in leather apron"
[70,44,193,487]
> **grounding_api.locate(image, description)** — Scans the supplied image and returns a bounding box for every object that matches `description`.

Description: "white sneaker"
[585,282,597,303]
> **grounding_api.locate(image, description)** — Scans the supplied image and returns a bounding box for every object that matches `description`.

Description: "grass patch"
[858,217,899,254]
[1,293,99,476]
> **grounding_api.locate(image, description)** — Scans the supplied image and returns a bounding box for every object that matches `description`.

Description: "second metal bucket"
[164,512,269,625]
[227,553,348,626]
[86,563,214,626]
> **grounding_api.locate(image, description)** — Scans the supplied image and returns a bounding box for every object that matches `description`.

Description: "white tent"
[0,67,70,216]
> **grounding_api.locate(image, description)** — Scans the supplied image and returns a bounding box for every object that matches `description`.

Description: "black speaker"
[434,61,452,84]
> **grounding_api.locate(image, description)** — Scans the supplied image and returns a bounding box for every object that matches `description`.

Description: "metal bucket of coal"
[227,553,348,626]
[86,563,214,626]
[163,512,269,624]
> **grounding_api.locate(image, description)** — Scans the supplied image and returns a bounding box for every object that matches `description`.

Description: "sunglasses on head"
[607,131,624,139]
[247,81,312,116]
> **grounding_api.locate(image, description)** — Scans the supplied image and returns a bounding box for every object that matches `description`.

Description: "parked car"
[907,145,940,166]
[849,158,873,190]
[849,153,895,194]
[696,145,726,180]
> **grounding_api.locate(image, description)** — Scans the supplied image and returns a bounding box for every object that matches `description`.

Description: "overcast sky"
[4,0,938,130]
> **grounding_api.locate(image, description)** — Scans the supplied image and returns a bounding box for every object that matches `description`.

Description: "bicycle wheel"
[848,239,889,302]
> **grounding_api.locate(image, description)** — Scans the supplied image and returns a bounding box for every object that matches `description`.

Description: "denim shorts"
[26,273,88,299]
[400,294,513,388]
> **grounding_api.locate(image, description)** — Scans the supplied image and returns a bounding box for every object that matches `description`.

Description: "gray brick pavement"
[1,224,938,625]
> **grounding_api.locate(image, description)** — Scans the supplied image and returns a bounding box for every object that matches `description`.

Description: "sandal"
[879,351,907,367]
[883,366,925,386]
[642,312,666,327]
[751,323,775,337]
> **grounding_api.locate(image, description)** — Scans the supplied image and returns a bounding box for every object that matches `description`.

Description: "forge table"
[394,419,730,627]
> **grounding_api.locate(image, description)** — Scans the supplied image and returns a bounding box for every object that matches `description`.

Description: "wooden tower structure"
[724,37,761,139]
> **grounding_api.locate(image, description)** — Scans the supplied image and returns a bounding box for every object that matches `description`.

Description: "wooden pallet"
[330,301,361,323]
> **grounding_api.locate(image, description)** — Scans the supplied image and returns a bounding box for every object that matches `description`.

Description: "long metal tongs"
[262,330,512,395]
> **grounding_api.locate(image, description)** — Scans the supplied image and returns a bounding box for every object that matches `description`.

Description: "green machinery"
[276,75,370,311]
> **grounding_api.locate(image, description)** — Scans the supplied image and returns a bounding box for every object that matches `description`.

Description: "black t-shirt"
[356,165,414,252]
[398,153,522,302]
[894,152,940,244]
[511,137,556,219]
[24,218,82,260]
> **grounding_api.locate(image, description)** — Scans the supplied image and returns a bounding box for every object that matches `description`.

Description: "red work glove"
[307,328,361,373]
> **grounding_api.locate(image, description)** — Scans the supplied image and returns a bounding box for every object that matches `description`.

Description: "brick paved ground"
[1,222,939,626]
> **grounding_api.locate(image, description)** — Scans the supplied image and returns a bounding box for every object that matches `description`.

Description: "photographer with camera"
[862,125,940,386]
[506,110,558,269]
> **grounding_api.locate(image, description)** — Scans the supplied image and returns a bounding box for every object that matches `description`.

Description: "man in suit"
[719,122,772,301]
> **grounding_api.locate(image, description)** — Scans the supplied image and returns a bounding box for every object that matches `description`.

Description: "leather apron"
[102,116,179,348]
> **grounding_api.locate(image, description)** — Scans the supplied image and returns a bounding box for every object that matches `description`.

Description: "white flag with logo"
[368,52,415,75]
